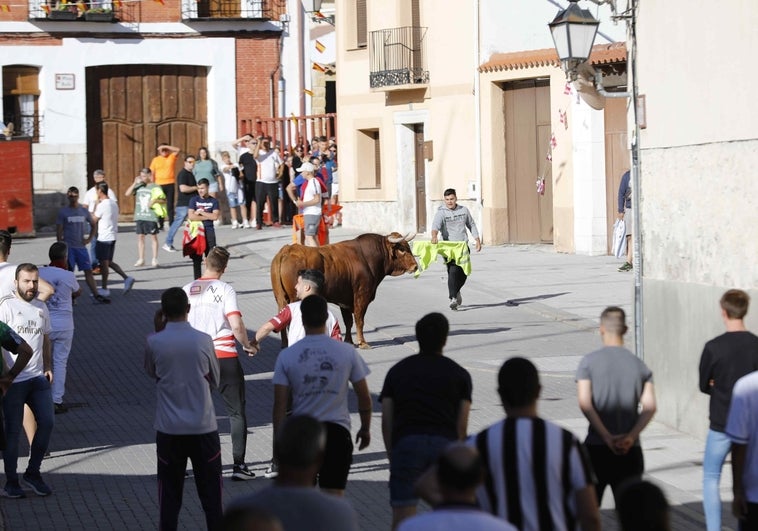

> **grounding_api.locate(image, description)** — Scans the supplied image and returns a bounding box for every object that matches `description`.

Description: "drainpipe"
[473,0,483,226]
[270,30,285,143]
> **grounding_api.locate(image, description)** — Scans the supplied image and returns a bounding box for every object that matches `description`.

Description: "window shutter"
[356,0,367,48]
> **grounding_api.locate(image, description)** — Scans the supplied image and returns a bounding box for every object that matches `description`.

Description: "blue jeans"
[165,205,188,248]
[703,429,733,531]
[2,376,55,483]
[389,434,452,506]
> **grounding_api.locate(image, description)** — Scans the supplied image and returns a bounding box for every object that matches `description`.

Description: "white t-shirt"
[38,265,79,331]
[0,262,16,297]
[222,162,240,195]
[268,300,341,344]
[258,150,283,183]
[302,178,323,216]
[83,186,117,212]
[0,295,51,382]
[273,334,370,431]
[726,371,758,502]
[94,198,119,242]
[183,278,242,359]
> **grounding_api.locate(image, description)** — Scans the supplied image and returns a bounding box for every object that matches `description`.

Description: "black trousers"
[156,430,222,531]
[217,357,248,465]
[191,230,216,280]
[739,503,758,531]
[243,180,256,216]
[256,181,279,225]
[586,444,644,505]
[161,183,175,225]
[446,260,468,299]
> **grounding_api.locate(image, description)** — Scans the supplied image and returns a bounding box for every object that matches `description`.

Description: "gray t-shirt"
[273,334,370,431]
[228,486,359,531]
[575,345,653,446]
[431,204,479,241]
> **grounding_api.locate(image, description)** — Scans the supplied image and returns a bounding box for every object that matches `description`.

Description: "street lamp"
[548,0,599,80]
[548,0,645,361]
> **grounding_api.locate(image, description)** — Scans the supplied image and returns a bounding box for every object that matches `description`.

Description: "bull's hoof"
[358,342,372,350]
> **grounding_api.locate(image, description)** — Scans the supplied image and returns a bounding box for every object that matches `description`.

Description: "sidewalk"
[0,223,728,530]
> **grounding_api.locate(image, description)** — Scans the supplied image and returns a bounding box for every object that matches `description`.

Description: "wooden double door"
[85,65,208,216]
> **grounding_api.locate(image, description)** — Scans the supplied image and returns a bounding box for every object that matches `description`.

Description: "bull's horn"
[403,232,416,242]
[387,233,403,243]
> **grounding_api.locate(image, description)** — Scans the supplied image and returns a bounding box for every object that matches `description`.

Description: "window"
[2,66,41,142]
[356,0,367,48]
[357,128,381,189]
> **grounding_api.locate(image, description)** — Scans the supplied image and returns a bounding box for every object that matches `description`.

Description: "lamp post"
[548,0,644,360]
[548,0,599,80]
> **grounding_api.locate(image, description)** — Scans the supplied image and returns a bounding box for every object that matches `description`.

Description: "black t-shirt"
[239,152,258,183]
[379,353,472,441]
[176,169,196,208]
[699,331,758,431]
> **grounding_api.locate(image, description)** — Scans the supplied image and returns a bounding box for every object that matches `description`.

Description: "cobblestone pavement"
[0,224,734,530]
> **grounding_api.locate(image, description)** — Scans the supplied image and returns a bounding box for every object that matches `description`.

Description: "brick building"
[0,0,308,222]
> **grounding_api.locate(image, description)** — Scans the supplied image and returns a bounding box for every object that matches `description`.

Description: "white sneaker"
[151,259,159,268]
[251,220,258,228]
[213,219,221,228]
[231,221,240,229]
[162,244,176,253]
[242,220,251,229]
[134,259,145,267]
[123,276,135,295]
[98,288,111,298]
[449,297,459,311]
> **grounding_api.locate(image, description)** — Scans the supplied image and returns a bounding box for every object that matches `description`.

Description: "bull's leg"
[341,307,355,345]
[354,304,370,350]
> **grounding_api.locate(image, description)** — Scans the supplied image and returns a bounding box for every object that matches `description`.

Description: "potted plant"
[48,3,79,20]
[84,7,114,21]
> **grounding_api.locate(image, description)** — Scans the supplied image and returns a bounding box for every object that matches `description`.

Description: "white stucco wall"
[636,1,758,437]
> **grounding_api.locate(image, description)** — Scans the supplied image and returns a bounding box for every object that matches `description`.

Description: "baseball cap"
[297,162,315,173]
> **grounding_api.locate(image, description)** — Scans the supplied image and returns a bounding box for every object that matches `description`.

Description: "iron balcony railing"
[369,26,429,89]
[181,0,270,20]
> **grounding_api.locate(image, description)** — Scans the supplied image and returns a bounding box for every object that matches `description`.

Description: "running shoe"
[123,277,135,295]
[21,473,52,496]
[231,464,256,481]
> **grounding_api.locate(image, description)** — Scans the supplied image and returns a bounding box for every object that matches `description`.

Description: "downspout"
[473,0,483,224]
[270,29,285,143]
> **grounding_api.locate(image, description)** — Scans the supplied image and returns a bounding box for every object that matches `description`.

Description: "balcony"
[181,0,271,21]
[369,26,429,90]
[29,1,127,22]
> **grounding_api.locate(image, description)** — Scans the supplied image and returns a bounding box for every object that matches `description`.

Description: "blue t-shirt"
[56,206,93,249]
[188,195,219,232]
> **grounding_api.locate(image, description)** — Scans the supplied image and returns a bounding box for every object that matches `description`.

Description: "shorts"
[67,247,92,272]
[303,214,321,236]
[389,434,452,506]
[227,190,243,208]
[136,220,160,235]
[208,181,219,194]
[331,183,339,196]
[625,207,634,236]
[95,240,116,262]
[318,422,353,490]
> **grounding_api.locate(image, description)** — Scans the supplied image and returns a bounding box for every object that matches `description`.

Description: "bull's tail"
[270,250,291,310]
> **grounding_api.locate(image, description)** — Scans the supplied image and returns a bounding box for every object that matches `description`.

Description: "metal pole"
[628,0,643,360]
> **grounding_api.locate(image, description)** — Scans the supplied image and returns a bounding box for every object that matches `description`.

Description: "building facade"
[334,0,625,251]
[0,0,311,223]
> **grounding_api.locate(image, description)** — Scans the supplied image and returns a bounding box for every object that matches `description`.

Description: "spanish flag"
[76,1,86,12]
[42,4,51,13]
[0,4,10,11]
[312,63,325,73]
[315,40,326,53]
[303,88,314,97]
[113,0,122,7]
[289,113,298,124]
[314,10,325,19]
[153,0,165,5]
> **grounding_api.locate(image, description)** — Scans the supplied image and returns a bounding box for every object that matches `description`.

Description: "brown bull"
[270,232,418,349]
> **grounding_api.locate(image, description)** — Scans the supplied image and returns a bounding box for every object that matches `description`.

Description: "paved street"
[0,223,736,530]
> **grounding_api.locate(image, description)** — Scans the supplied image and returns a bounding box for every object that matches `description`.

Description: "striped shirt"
[470,417,594,531]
